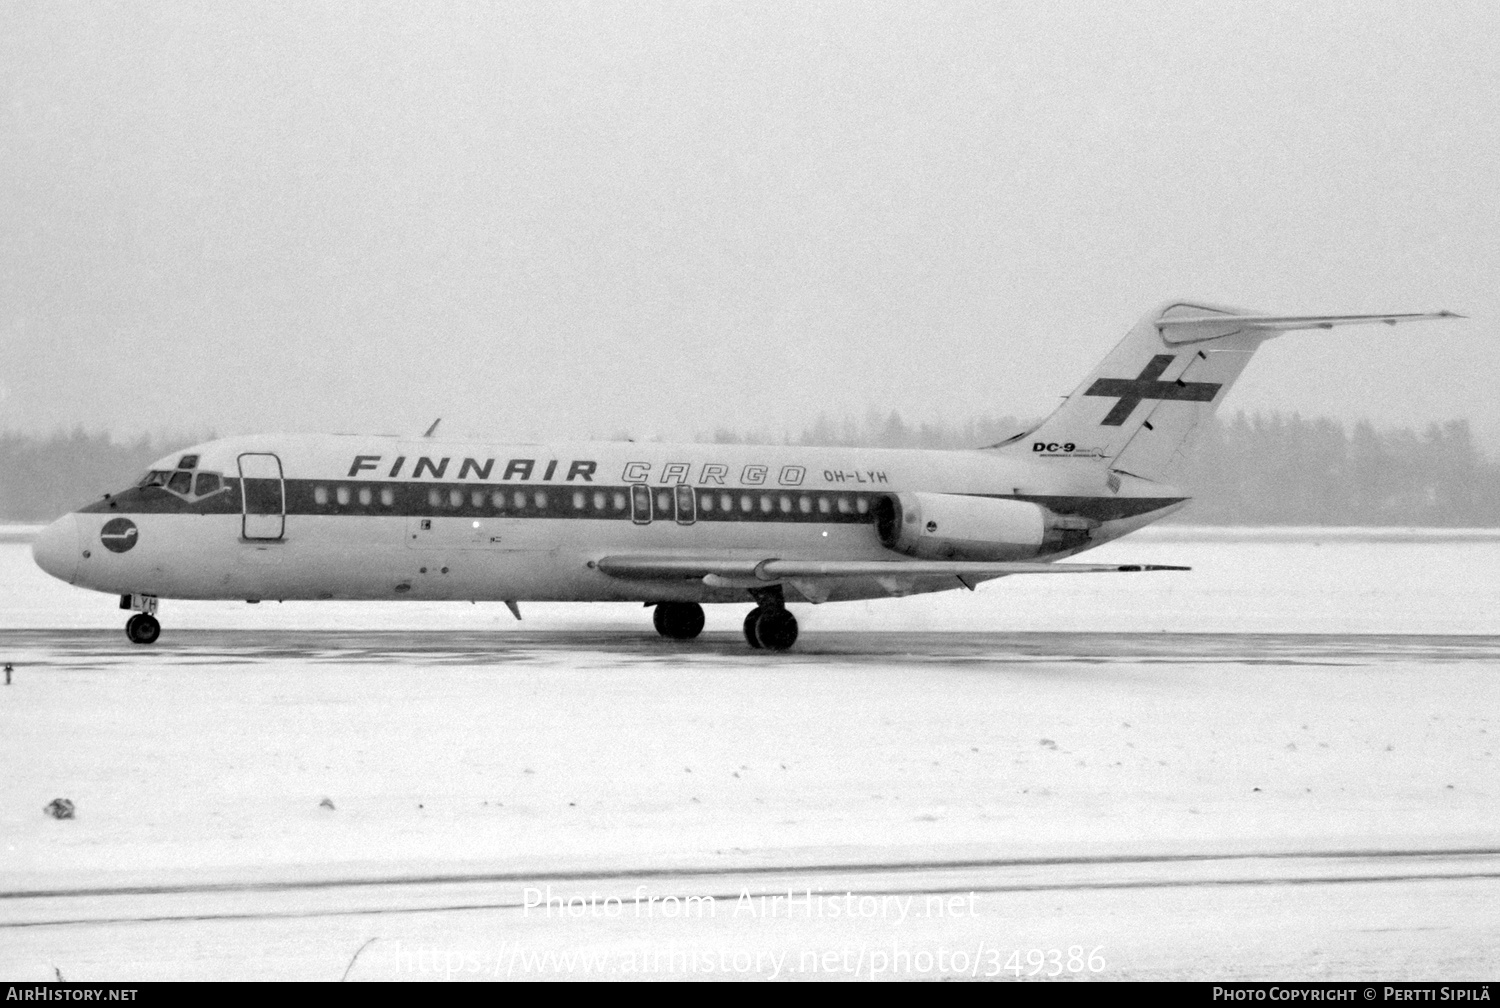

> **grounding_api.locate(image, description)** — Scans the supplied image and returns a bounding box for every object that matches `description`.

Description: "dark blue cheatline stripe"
[290,481,879,524]
[77,480,1184,525]
[81,481,882,524]
[1005,494,1185,522]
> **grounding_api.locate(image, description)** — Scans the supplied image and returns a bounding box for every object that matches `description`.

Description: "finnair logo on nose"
[100,517,139,553]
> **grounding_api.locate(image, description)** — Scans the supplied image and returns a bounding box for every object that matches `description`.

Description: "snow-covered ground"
[1,529,1497,980]
[4,526,1499,634]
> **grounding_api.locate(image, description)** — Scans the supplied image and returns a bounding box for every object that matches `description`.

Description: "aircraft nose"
[32,513,81,584]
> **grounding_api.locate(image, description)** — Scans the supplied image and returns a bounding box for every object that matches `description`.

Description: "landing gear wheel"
[751,607,798,651]
[742,609,764,649]
[652,601,705,640]
[125,612,160,645]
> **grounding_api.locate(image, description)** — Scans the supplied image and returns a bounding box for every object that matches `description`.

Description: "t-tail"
[987,301,1462,484]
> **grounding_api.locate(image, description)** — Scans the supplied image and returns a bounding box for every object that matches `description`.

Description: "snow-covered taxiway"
[1,528,1497,980]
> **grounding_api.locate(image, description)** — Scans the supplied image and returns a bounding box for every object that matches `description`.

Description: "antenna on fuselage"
[423,418,442,438]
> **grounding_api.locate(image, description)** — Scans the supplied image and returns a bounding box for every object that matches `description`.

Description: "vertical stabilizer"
[989,301,1271,483]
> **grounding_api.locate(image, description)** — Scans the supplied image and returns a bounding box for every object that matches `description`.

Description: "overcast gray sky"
[3,1,1495,445]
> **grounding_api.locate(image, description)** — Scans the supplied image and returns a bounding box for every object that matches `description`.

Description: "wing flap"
[595,555,1189,582]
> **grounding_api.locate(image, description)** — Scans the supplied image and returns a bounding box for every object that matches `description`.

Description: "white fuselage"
[34,433,1186,607]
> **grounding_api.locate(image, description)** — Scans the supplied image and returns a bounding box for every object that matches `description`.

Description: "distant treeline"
[2,413,1496,526]
[1169,413,1497,526]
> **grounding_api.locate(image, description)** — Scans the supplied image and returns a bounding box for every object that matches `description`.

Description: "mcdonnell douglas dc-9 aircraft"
[32,302,1459,650]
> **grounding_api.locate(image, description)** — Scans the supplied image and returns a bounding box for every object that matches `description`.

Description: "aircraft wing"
[595,555,1189,581]
[1156,310,1462,344]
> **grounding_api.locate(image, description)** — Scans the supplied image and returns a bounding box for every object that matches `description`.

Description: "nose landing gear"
[120,593,161,645]
[125,612,161,645]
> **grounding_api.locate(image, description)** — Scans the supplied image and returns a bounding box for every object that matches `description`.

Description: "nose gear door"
[238,453,285,540]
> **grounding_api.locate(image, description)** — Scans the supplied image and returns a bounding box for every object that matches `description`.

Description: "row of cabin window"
[311,485,399,507]
[310,485,593,511]
[307,484,873,516]
[698,491,872,516]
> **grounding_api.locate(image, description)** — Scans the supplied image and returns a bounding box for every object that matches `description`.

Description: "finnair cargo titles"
[32,302,1460,650]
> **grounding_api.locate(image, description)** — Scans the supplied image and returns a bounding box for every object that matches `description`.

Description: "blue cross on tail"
[1083,354,1223,426]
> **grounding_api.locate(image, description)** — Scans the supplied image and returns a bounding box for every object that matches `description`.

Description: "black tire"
[742,608,764,649]
[752,608,798,651]
[125,613,160,645]
[652,601,705,640]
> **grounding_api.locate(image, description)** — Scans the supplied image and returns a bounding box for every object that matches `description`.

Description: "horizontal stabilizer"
[596,555,1189,582]
[1157,311,1461,344]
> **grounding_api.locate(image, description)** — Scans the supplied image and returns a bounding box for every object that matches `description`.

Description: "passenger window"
[593,491,607,510]
[720,493,733,512]
[513,490,527,509]
[675,484,695,525]
[193,472,221,496]
[358,487,373,506]
[380,488,395,507]
[837,496,853,514]
[759,495,773,514]
[817,496,831,514]
[491,491,507,510]
[779,494,792,513]
[656,490,672,513]
[798,495,812,514]
[427,489,442,508]
[613,491,628,511]
[448,489,464,508]
[167,471,193,494]
[631,484,651,524]
[534,491,548,509]
[856,496,870,514]
[572,491,586,510]
[740,494,753,513]
[698,492,713,512]
[471,490,485,508]
[336,486,351,506]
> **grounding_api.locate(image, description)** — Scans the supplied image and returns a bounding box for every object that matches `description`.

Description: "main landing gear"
[120,594,160,645]
[742,586,799,651]
[651,595,800,651]
[652,601,706,640]
[743,605,798,651]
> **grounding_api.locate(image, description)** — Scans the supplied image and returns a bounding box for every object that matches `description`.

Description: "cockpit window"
[178,455,199,470]
[136,468,224,499]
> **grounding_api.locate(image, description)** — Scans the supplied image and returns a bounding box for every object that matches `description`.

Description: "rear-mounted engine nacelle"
[873,492,1096,561]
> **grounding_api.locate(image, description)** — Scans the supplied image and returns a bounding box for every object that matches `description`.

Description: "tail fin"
[988,301,1461,483]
